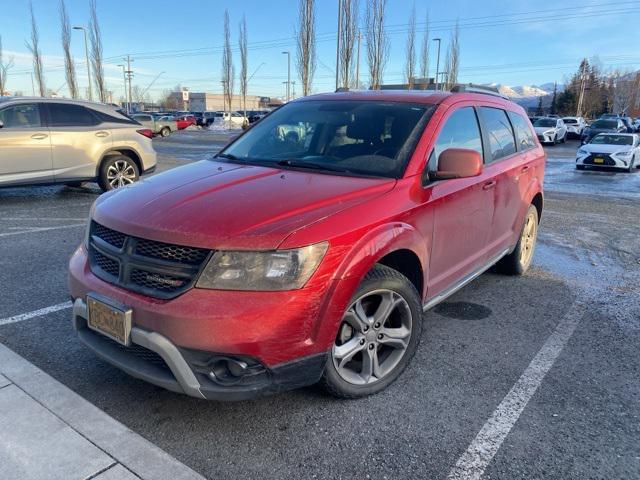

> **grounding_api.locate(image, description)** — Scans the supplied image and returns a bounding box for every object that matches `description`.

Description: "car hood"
[534,126,556,134]
[581,144,632,154]
[93,160,396,250]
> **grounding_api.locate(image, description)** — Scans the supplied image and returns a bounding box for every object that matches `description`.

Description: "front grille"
[88,221,211,299]
[101,334,172,372]
[584,153,616,166]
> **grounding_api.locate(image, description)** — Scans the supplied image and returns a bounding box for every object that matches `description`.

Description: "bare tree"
[443,20,460,90]
[238,15,248,120]
[26,2,45,96]
[221,9,234,112]
[59,0,78,98]
[296,0,316,96]
[610,70,638,114]
[338,0,359,89]
[0,36,15,95]
[89,0,106,102]
[365,0,388,90]
[419,11,429,86]
[405,3,416,88]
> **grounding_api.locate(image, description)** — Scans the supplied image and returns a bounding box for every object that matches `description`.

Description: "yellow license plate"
[593,157,604,164]
[87,294,132,345]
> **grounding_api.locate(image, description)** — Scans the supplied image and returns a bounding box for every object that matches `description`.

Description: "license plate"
[87,294,132,346]
[593,157,604,164]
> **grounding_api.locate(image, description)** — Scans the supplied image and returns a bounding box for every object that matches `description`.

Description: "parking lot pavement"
[0,132,638,479]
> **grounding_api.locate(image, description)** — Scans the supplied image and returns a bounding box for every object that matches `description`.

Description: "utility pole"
[73,26,92,101]
[117,64,127,110]
[291,81,296,99]
[576,59,588,117]
[355,30,361,89]
[282,51,291,102]
[30,73,35,96]
[335,0,342,90]
[125,55,133,113]
[433,38,441,92]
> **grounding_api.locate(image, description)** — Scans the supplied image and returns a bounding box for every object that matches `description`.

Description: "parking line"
[0,224,85,238]
[447,301,584,480]
[0,302,73,327]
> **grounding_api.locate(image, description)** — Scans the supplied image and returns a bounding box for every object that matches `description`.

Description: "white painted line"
[0,217,86,221]
[0,223,84,237]
[447,301,584,480]
[0,302,73,327]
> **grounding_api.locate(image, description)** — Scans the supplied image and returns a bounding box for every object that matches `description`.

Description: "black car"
[581,119,627,144]
[620,117,634,133]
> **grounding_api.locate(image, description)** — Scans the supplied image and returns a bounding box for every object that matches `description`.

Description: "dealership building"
[168,91,280,112]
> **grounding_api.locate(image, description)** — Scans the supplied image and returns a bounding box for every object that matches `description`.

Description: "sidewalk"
[0,343,205,480]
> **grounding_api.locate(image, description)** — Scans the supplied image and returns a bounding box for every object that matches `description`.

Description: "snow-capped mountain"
[486,83,564,109]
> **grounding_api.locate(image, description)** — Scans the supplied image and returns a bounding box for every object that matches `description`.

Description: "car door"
[0,102,53,186]
[424,105,496,298]
[45,102,113,181]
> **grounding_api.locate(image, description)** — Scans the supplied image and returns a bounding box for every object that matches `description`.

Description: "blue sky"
[1,0,640,100]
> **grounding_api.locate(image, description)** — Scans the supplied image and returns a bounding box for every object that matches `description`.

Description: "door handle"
[521,165,531,173]
[31,133,48,140]
[482,180,497,190]
[95,131,109,138]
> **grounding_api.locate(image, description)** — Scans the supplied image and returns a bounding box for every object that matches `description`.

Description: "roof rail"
[450,84,509,100]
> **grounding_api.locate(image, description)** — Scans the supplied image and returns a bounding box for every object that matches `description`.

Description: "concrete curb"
[0,342,205,480]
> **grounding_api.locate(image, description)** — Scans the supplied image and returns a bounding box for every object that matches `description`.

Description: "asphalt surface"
[0,131,638,480]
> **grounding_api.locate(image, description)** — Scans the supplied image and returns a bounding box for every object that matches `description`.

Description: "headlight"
[577,148,588,155]
[544,130,555,135]
[196,242,328,291]
[617,150,633,157]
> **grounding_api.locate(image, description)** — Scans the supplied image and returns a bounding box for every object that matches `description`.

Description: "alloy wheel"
[106,160,137,188]
[519,211,537,267]
[332,289,413,385]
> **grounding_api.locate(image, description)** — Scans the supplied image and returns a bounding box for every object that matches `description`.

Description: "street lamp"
[73,26,92,101]
[282,51,291,102]
[432,38,441,92]
[117,64,127,112]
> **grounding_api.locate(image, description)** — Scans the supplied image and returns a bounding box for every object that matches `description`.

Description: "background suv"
[69,89,544,400]
[0,97,157,191]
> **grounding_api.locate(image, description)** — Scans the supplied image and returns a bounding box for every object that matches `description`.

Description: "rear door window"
[508,112,537,151]
[47,103,99,127]
[0,103,42,128]
[479,107,516,162]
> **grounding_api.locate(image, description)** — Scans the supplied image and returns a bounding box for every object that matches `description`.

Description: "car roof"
[0,96,124,116]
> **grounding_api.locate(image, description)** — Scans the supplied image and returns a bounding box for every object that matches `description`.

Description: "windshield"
[534,119,556,127]
[590,134,633,145]
[218,100,433,178]
[592,120,617,129]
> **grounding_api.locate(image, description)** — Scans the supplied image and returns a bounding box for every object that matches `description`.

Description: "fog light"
[207,358,249,385]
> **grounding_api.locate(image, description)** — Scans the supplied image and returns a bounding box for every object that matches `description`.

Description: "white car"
[211,111,248,127]
[533,117,567,144]
[576,133,640,172]
[562,116,587,138]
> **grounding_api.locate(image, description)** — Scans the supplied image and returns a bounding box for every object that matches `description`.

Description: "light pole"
[282,51,290,102]
[335,0,343,90]
[117,64,127,112]
[433,38,441,92]
[73,26,92,101]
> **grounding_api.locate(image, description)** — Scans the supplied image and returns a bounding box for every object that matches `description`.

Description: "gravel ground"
[0,133,638,480]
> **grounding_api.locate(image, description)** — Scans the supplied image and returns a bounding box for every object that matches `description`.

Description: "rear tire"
[495,204,539,276]
[319,265,423,399]
[160,127,171,137]
[98,155,140,192]
[560,133,566,143]
[552,134,558,145]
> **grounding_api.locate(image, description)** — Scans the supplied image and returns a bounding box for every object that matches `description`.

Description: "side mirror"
[0,120,3,129]
[434,148,483,180]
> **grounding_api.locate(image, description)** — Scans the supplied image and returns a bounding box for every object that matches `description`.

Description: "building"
[168,91,274,112]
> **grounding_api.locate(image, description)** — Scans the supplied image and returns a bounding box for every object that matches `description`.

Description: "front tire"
[320,265,423,399]
[495,204,539,276]
[160,127,171,137]
[98,155,140,192]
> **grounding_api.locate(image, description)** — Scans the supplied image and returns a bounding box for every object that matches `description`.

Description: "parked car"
[205,111,248,128]
[576,133,639,172]
[0,98,156,191]
[173,114,197,129]
[533,117,567,144]
[599,113,620,120]
[561,116,587,138]
[193,112,218,127]
[633,118,640,132]
[131,113,177,137]
[581,118,627,144]
[69,89,544,400]
[247,110,271,123]
[620,117,634,133]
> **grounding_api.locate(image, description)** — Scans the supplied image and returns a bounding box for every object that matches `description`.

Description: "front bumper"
[71,297,327,400]
[537,132,555,143]
[576,153,631,169]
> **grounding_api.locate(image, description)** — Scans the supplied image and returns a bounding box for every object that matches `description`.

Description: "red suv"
[69,89,544,400]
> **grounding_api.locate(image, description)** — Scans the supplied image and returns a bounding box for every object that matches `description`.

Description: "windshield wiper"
[276,159,352,174]
[215,152,240,161]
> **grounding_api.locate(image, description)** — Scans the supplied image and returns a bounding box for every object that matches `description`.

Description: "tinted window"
[563,118,578,124]
[47,103,98,127]
[480,107,516,162]
[509,112,537,150]
[0,103,41,128]
[534,118,556,127]
[221,100,433,178]
[592,120,617,129]
[431,107,483,169]
[590,134,633,145]
[93,109,136,124]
